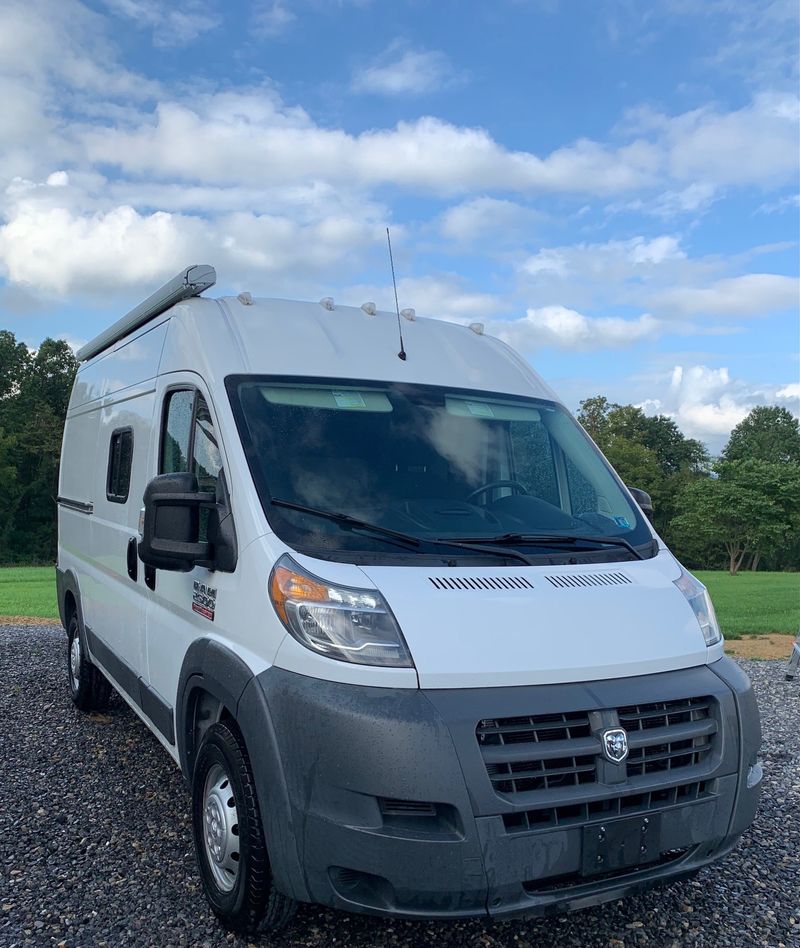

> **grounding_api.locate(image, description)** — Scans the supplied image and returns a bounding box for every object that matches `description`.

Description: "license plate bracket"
[581,813,662,876]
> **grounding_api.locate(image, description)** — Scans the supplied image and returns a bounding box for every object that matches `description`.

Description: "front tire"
[191,721,296,934]
[66,613,111,711]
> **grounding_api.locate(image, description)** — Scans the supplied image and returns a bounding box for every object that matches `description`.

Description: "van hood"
[359,551,710,689]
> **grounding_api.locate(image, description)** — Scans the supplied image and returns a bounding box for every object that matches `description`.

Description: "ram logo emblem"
[602,727,629,763]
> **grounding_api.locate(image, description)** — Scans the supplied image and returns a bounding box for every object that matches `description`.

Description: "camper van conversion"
[57,266,761,934]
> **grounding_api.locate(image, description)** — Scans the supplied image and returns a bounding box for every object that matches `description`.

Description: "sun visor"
[445,396,541,421]
[260,386,392,412]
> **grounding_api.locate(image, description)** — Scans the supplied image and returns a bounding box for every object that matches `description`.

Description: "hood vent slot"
[429,575,534,591]
[545,571,631,589]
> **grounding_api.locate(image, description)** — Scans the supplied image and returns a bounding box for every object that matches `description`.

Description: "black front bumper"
[241,657,761,920]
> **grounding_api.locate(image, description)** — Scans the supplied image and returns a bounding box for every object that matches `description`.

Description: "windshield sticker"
[193,581,217,621]
[332,391,367,409]
[614,516,631,528]
[465,401,495,418]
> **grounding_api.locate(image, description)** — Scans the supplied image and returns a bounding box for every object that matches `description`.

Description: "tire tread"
[193,720,296,935]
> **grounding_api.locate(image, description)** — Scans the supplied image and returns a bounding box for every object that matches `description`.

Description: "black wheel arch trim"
[176,639,310,903]
[56,567,85,636]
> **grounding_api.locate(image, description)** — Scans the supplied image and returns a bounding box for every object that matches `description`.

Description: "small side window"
[161,389,195,474]
[107,428,134,503]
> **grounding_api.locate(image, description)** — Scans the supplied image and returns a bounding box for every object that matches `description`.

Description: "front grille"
[476,696,717,802]
[621,697,715,778]
[503,780,713,833]
[478,712,597,794]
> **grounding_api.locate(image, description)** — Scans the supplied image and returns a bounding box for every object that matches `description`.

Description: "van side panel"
[58,405,101,627]
[70,322,168,408]
[59,322,165,682]
[87,386,157,676]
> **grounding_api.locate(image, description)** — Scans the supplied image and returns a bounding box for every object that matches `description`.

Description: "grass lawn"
[0,566,59,620]
[696,570,800,639]
[0,566,797,639]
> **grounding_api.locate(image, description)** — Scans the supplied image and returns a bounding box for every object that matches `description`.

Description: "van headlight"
[269,554,413,667]
[673,566,722,647]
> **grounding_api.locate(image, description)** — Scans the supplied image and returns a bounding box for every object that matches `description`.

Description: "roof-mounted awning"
[76,264,217,363]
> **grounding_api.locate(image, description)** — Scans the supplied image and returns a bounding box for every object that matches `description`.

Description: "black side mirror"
[628,486,654,522]
[138,473,215,572]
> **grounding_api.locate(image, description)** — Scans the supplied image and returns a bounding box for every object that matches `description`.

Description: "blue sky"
[0,0,798,450]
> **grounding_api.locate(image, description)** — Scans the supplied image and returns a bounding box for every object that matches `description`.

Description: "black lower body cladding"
[241,657,761,920]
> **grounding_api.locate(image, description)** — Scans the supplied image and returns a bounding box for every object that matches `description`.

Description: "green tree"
[0,333,77,564]
[723,406,800,464]
[0,330,30,400]
[577,396,710,548]
[671,459,800,574]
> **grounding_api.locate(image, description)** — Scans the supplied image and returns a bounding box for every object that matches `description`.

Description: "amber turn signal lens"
[269,564,330,624]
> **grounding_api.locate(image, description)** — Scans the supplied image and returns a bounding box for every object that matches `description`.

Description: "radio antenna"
[386,227,407,361]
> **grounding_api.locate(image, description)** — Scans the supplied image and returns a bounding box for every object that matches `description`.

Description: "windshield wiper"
[270,498,534,564]
[451,532,646,561]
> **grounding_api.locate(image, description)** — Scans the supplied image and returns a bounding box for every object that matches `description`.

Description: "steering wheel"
[467,480,528,504]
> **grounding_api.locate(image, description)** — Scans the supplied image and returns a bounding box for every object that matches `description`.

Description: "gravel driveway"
[1,624,798,948]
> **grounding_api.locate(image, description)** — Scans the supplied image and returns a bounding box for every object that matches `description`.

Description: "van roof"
[74,266,559,404]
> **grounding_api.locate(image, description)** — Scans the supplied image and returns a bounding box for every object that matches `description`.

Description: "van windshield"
[227,377,654,562]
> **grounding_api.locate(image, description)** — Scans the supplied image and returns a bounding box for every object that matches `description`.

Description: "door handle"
[127,537,139,582]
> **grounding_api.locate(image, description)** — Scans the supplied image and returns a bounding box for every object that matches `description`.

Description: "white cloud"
[351,43,458,95]
[628,235,685,264]
[439,196,539,243]
[666,94,800,187]
[0,0,159,98]
[757,193,800,214]
[100,0,221,46]
[46,171,70,187]
[343,274,502,322]
[517,237,797,323]
[79,93,661,195]
[625,362,800,448]
[522,249,569,277]
[251,1,296,38]
[520,235,686,284]
[488,306,663,352]
[776,382,800,400]
[0,0,796,334]
[667,0,800,89]
[653,273,799,317]
[0,198,386,297]
[666,365,762,440]
[651,182,718,217]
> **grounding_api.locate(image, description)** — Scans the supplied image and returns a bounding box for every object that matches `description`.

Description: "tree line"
[0,329,798,572]
[0,331,78,564]
[578,397,800,574]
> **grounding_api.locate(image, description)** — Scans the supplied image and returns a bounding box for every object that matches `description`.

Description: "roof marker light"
[320,297,335,311]
[237,291,253,305]
[361,301,377,316]
[469,322,485,335]
[401,307,416,321]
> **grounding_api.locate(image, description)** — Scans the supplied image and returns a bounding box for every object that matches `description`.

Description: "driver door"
[143,379,224,723]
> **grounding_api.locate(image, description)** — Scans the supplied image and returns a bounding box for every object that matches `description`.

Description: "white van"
[57,265,761,935]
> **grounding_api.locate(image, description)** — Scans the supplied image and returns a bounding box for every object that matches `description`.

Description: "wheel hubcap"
[203,763,240,892]
[69,634,81,690]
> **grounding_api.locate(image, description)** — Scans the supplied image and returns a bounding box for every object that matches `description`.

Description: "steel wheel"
[191,720,296,933]
[69,633,82,693]
[65,612,111,711]
[202,763,240,893]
